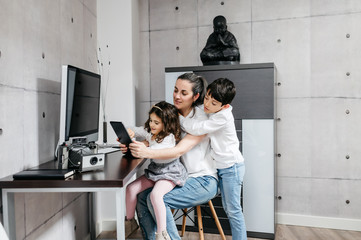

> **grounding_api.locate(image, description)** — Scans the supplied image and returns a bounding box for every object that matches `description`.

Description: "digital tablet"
[110,121,133,147]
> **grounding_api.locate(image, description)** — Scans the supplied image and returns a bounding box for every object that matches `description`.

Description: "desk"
[0,151,146,240]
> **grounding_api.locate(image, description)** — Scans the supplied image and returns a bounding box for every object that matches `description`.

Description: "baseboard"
[96,220,116,236]
[277,213,361,232]
[96,219,139,239]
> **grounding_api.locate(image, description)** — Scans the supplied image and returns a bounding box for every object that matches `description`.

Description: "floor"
[97,224,361,240]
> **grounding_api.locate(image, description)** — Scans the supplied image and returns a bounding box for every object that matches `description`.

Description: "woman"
[121,73,218,240]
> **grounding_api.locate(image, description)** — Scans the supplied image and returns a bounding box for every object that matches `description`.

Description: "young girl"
[125,101,187,240]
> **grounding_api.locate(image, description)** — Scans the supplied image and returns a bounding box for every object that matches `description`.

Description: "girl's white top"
[180,105,244,169]
[131,127,177,164]
[180,106,217,178]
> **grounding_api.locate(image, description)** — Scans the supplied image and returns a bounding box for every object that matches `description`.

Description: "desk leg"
[2,190,15,240]
[88,192,96,240]
[116,188,125,240]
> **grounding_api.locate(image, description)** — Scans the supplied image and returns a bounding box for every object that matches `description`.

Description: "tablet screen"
[110,121,132,147]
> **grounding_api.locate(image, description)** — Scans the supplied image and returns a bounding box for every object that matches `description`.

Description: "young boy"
[179,78,247,240]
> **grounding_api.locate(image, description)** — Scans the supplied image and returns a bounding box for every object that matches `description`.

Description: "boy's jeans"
[218,162,247,240]
[136,175,218,240]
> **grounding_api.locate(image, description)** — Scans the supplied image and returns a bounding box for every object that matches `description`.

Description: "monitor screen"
[59,65,101,144]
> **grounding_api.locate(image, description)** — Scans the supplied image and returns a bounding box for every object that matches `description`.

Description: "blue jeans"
[136,175,218,240]
[218,162,247,240]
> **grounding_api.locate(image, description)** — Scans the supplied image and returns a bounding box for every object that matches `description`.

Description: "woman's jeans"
[136,175,218,240]
[218,162,247,240]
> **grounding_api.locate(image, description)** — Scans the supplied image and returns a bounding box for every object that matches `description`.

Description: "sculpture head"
[213,15,227,36]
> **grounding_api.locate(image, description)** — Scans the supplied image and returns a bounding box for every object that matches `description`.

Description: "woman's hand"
[129,140,149,158]
[141,140,150,147]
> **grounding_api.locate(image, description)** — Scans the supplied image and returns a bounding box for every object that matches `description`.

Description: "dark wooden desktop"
[0,150,146,240]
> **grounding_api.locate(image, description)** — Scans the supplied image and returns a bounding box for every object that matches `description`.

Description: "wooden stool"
[173,200,226,240]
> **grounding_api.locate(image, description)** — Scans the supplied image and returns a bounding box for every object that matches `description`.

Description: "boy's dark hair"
[144,101,181,143]
[207,78,236,105]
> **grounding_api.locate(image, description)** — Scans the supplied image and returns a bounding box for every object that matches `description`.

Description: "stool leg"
[180,208,187,237]
[208,200,226,240]
[196,205,204,240]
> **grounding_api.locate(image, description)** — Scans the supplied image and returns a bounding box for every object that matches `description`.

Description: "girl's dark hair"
[177,72,208,107]
[207,78,236,105]
[144,101,181,143]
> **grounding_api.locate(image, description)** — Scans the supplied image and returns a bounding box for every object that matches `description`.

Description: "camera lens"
[90,157,98,165]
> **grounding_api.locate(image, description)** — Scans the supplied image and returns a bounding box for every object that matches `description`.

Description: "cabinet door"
[165,71,188,104]
[242,119,275,235]
[195,68,274,119]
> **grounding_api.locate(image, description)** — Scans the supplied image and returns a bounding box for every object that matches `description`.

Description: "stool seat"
[173,200,226,240]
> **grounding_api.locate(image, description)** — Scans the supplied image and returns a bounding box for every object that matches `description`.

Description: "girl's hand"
[117,138,129,154]
[119,143,128,154]
[127,128,135,139]
[129,140,149,158]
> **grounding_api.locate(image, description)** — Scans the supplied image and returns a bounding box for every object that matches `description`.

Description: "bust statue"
[200,15,240,65]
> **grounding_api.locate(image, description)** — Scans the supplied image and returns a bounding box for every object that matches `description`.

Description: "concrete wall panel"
[25,211,63,240]
[198,0,251,26]
[338,180,361,219]
[62,194,89,240]
[25,193,63,235]
[252,18,311,98]
[0,0,24,88]
[84,0,97,17]
[276,98,312,178]
[309,98,361,179]
[310,179,346,217]
[83,6,98,73]
[139,0,149,31]
[310,13,361,98]
[60,0,84,68]
[150,28,198,101]
[311,0,361,16]
[22,90,60,168]
[14,193,25,240]
[136,100,151,127]
[63,192,83,208]
[22,0,61,90]
[277,177,312,215]
[149,0,197,31]
[252,0,311,21]
[0,87,25,177]
[22,91,43,168]
[137,32,150,102]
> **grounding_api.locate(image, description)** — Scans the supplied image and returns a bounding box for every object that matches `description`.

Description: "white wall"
[96,0,138,234]
[97,0,136,139]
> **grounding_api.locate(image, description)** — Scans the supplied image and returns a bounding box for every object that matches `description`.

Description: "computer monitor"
[59,65,101,144]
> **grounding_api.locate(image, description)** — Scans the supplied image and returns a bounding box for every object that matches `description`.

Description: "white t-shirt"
[180,106,217,178]
[180,105,244,169]
[131,126,177,164]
